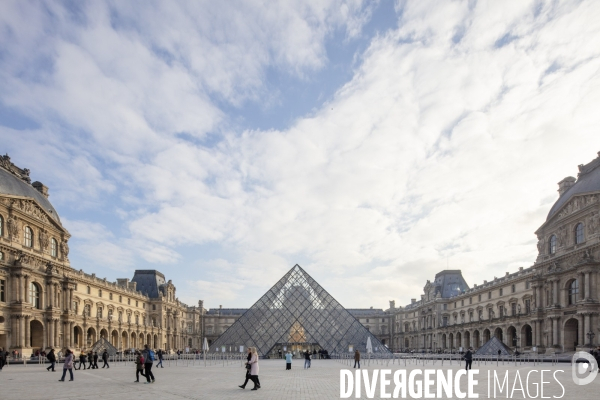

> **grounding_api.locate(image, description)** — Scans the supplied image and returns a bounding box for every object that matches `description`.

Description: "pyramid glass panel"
[209,264,391,356]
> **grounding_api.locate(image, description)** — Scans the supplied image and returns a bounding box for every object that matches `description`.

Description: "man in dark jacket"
[101,350,109,368]
[156,349,164,368]
[46,349,56,372]
[464,348,473,370]
[93,351,99,369]
[77,351,86,370]
[142,345,155,384]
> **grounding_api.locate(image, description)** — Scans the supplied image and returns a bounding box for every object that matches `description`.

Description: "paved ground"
[1,357,599,399]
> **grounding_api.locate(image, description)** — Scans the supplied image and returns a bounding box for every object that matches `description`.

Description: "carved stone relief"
[6,216,18,240]
[60,240,69,258]
[588,212,599,235]
[11,199,49,223]
[556,194,598,220]
[557,226,567,247]
[38,229,49,250]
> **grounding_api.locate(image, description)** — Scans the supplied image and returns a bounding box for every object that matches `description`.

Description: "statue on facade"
[60,240,70,257]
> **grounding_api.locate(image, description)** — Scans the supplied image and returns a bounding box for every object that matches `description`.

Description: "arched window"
[0,215,4,236]
[97,308,103,318]
[87,286,91,294]
[84,304,91,316]
[549,235,556,254]
[24,226,33,247]
[50,238,57,257]
[152,304,156,310]
[29,282,41,309]
[575,223,585,244]
[568,279,579,305]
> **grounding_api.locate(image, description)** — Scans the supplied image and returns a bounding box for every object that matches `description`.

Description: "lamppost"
[587,331,595,347]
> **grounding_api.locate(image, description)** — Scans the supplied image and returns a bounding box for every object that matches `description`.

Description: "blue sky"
[1,0,600,309]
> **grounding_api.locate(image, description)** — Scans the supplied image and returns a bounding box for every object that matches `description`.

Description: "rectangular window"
[525,299,531,313]
[488,292,491,300]
[511,284,515,293]
[461,299,464,306]
[442,317,448,326]
[469,297,472,305]
[478,294,481,302]
[0,279,5,302]
[443,304,447,310]
[128,298,131,305]
[454,302,457,308]
[382,318,385,323]
[499,306,504,317]
[526,281,530,289]
[98,289,102,297]
[109,293,113,300]
[119,295,122,303]
[499,288,503,296]
[511,303,516,316]
[136,300,138,307]
[366,319,369,323]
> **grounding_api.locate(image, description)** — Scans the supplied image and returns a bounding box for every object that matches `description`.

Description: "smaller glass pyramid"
[209,264,391,356]
[474,336,513,356]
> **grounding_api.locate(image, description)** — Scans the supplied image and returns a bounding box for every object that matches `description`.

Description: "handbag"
[245,363,251,370]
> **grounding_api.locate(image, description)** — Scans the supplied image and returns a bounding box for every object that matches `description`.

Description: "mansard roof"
[0,154,61,224]
[547,151,600,221]
[132,270,166,298]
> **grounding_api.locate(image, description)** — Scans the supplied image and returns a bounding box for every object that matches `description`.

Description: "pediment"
[0,195,66,233]
[553,193,599,221]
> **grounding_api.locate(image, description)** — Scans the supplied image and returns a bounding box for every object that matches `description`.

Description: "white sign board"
[240,346,244,353]
[185,347,190,353]
[221,346,226,353]
[349,345,354,352]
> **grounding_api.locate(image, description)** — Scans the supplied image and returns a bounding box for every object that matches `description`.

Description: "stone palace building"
[1,151,599,356]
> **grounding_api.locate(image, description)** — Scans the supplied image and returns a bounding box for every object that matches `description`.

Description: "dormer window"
[549,235,557,254]
[575,223,585,244]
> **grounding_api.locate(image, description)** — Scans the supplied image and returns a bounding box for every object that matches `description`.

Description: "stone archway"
[448,333,454,350]
[404,338,409,349]
[564,318,579,351]
[456,332,462,349]
[494,327,503,343]
[147,334,152,347]
[441,334,446,349]
[464,331,471,348]
[100,329,108,339]
[473,330,480,348]
[86,327,96,347]
[154,334,158,349]
[131,332,137,349]
[507,326,517,347]
[483,329,490,343]
[139,333,145,346]
[521,324,533,347]
[111,330,118,347]
[30,320,44,349]
[73,326,83,348]
[121,331,128,349]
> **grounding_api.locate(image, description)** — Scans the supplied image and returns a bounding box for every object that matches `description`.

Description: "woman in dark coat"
[238,347,253,389]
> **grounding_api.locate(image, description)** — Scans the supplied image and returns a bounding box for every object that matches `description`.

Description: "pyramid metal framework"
[474,336,513,356]
[209,265,391,356]
[90,337,118,356]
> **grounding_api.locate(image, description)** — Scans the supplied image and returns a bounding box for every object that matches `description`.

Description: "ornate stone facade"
[0,157,204,356]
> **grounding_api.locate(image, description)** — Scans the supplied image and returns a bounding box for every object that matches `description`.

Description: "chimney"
[32,181,49,198]
[411,298,416,304]
[557,176,576,196]
[389,300,395,309]
[117,278,129,288]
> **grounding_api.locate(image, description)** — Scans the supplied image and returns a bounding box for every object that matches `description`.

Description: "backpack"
[148,350,155,361]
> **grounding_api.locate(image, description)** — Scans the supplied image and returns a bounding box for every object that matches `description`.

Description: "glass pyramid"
[474,336,513,356]
[209,264,391,356]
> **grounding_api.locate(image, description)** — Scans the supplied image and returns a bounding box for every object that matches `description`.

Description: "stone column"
[580,273,585,300]
[23,276,29,303]
[578,314,585,346]
[553,280,559,305]
[532,287,537,309]
[48,319,54,348]
[552,317,558,346]
[69,289,74,311]
[584,313,591,345]
[19,316,25,348]
[48,282,53,308]
[24,316,30,348]
[585,272,591,301]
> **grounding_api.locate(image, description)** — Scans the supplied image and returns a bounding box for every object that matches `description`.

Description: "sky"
[1,0,600,311]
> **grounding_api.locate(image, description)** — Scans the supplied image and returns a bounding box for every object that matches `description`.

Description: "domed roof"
[547,152,600,221]
[0,154,61,225]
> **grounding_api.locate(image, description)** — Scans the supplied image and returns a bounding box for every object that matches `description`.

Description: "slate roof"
[131,270,166,298]
[0,159,61,224]
[432,270,469,298]
[547,152,600,221]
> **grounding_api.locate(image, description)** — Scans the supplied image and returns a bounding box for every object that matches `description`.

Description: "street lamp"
[587,331,595,347]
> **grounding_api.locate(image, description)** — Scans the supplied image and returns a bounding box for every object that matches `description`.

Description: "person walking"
[285,351,292,370]
[238,347,253,389]
[304,350,311,369]
[77,351,86,370]
[156,349,164,368]
[92,352,99,369]
[464,348,473,370]
[101,350,109,368]
[142,344,155,384]
[0,348,5,371]
[134,351,145,382]
[58,349,74,382]
[87,351,93,369]
[353,350,361,369]
[248,347,260,391]
[46,349,57,372]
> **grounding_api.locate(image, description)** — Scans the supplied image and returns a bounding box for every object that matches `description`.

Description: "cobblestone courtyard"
[1,358,600,399]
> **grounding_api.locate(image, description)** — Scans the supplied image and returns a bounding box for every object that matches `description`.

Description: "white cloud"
[2,1,600,309]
